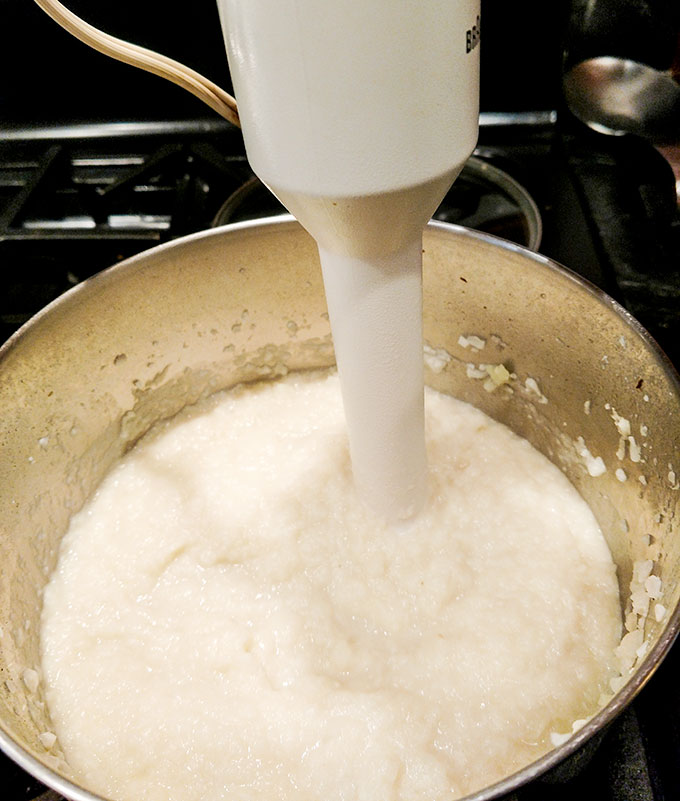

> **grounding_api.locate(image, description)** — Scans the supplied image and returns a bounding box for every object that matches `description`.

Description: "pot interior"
[0,218,678,799]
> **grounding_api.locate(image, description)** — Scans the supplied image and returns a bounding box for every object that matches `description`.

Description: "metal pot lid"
[434,156,542,251]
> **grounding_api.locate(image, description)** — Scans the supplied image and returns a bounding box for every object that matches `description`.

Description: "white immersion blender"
[33,0,479,521]
[218,0,480,521]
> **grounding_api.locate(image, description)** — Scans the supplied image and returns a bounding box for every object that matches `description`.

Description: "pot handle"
[33,0,240,128]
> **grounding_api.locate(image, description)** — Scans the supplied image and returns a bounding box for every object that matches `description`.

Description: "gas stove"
[0,111,679,801]
[1,113,678,352]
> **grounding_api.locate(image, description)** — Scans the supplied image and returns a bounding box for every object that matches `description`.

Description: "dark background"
[4,0,678,129]
[1,0,569,127]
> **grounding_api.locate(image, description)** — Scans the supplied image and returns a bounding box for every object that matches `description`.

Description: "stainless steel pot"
[0,217,678,800]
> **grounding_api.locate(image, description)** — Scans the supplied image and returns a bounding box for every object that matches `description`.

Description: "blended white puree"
[41,371,622,801]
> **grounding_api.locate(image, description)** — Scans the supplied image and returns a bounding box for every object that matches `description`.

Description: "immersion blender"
[218,0,480,519]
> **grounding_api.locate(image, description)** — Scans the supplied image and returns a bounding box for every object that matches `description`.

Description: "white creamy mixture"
[41,372,622,801]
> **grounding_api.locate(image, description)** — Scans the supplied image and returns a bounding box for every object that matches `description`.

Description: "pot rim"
[1,216,679,801]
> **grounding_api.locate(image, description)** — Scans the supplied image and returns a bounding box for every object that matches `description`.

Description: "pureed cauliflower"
[40,371,622,801]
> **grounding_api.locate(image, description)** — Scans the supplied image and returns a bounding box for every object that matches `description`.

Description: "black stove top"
[1,113,679,801]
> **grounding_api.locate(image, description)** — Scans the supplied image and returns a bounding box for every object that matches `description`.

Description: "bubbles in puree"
[40,370,622,801]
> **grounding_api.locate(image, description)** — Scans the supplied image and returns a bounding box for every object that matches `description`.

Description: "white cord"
[33,0,240,127]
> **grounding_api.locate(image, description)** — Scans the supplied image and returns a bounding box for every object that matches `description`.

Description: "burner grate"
[0,131,252,340]
[0,139,253,241]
